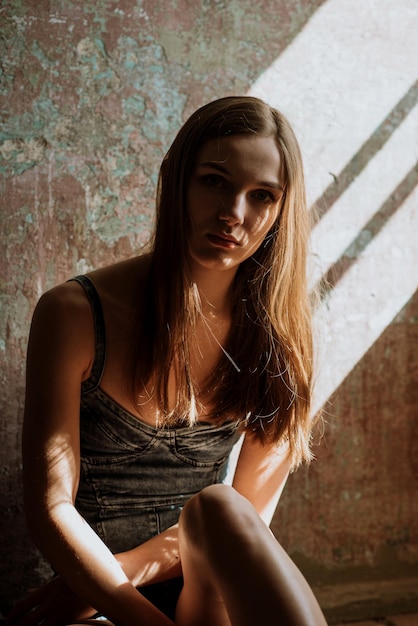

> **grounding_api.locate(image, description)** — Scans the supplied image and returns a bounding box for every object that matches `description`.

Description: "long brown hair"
[136,96,315,467]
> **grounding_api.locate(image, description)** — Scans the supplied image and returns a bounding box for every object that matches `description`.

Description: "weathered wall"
[1,0,417,621]
[273,293,418,621]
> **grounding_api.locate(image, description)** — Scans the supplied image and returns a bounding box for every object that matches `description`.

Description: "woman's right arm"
[19,283,173,626]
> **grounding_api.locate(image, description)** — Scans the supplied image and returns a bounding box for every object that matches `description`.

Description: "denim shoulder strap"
[68,275,106,393]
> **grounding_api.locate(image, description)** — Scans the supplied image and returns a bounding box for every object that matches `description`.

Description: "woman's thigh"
[175,484,327,626]
[67,619,114,626]
[174,486,241,626]
[175,576,231,626]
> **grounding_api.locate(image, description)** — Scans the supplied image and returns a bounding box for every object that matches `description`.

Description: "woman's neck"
[190,267,236,319]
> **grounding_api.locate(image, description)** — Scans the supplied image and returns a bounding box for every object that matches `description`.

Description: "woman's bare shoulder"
[86,253,151,301]
[27,281,96,382]
[30,253,150,348]
[35,279,92,321]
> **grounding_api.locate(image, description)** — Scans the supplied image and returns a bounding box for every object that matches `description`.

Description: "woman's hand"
[6,576,97,626]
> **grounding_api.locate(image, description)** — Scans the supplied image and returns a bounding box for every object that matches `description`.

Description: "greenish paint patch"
[0,137,48,175]
[31,40,54,70]
[2,30,186,242]
[123,95,146,118]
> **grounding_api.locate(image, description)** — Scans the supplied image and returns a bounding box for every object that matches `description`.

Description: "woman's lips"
[207,233,239,248]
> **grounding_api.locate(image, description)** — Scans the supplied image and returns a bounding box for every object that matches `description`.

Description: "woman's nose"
[218,193,246,225]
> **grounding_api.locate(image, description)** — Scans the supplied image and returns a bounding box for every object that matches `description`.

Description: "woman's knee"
[182,484,240,522]
[179,484,257,548]
[192,483,239,509]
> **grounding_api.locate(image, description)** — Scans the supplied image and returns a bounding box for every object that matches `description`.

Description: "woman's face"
[186,133,284,277]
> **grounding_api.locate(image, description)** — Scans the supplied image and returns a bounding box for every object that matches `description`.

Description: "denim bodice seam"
[71,273,241,554]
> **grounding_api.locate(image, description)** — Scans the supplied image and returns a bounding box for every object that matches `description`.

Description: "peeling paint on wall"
[1,0,416,619]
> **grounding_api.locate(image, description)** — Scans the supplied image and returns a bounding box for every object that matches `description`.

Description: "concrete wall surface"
[1,0,417,621]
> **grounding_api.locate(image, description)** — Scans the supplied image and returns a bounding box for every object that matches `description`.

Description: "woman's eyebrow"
[198,161,230,173]
[197,161,285,191]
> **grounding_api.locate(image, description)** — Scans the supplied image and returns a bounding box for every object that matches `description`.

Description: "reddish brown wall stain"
[272,292,418,619]
[1,1,416,620]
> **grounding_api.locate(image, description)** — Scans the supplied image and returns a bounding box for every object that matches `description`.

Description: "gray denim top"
[71,275,241,553]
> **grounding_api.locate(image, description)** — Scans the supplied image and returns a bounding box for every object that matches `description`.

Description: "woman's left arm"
[232,433,293,525]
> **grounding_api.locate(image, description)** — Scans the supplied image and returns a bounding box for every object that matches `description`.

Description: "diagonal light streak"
[313,79,418,220]
[245,0,418,416]
[248,0,418,207]
[318,164,418,298]
[311,184,418,417]
[309,103,418,290]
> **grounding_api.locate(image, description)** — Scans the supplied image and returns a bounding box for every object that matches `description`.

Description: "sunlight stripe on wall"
[248,0,418,207]
[309,102,418,289]
[247,0,418,416]
[311,185,418,416]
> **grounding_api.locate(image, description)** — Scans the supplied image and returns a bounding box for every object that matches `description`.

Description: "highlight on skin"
[134,96,315,468]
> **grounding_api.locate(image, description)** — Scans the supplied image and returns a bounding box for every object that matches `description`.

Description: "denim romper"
[71,275,242,618]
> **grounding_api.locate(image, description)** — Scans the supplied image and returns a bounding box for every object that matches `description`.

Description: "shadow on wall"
[272,290,418,623]
[249,0,418,619]
[1,0,417,621]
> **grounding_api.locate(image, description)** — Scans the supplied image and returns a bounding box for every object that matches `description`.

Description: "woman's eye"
[253,190,275,203]
[203,174,225,189]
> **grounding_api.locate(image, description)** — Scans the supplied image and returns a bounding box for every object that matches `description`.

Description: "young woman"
[8,96,327,626]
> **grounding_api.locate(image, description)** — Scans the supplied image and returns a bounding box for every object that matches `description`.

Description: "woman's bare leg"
[175,484,327,626]
[66,609,168,625]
